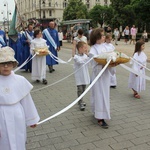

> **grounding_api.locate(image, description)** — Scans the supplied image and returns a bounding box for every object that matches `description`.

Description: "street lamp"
[4,1,11,31]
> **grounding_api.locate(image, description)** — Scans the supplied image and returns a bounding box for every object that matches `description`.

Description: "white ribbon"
[120,64,150,80]
[0,36,6,46]
[14,54,36,72]
[31,56,93,93]
[130,57,150,71]
[37,59,111,125]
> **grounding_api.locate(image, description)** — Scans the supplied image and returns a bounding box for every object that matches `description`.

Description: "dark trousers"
[77,85,86,104]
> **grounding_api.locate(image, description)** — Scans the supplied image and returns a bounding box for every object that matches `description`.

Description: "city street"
[17,40,150,150]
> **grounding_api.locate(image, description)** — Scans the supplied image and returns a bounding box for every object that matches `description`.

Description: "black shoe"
[110,86,116,89]
[52,69,55,72]
[43,79,48,85]
[49,70,53,73]
[36,80,40,83]
[98,119,108,129]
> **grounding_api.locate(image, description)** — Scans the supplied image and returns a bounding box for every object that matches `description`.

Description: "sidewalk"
[19,42,150,150]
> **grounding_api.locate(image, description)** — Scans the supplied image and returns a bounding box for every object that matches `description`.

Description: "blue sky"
[0,0,15,21]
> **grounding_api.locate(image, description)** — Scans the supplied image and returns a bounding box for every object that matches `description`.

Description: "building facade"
[17,0,110,27]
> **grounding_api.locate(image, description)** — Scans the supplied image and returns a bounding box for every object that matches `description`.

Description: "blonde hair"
[76,41,86,51]
[105,33,112,40]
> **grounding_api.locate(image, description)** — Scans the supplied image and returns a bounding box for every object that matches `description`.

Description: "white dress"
[103,43,117,86]
[89,43,115,120]
[128,51,147,92]
[74,54,90,86]
[0,71,40,150]
[30,38,48,81]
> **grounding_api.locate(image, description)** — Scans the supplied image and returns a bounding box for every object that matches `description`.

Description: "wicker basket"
[34,47,49,56]
[94,52,130,67]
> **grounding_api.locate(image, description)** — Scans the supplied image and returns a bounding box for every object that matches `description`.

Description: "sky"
[0,0,15,21]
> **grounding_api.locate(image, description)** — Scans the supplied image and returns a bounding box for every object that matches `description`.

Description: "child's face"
[78,44,87,54]
[0,62,14,76]
[141,44,145,51]
[96,32,105,44]
[105,37,112,43]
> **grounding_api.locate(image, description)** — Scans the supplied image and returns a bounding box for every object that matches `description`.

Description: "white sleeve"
[20,93,40,126]
[30,41,35,55]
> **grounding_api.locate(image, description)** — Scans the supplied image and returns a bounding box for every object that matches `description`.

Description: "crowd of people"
[0,21,148,149]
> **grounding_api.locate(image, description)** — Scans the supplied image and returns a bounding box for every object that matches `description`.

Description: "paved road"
[17,41,150,150]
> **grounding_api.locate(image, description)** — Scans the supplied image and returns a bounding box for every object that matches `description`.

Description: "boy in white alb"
[103,33,117,88]
[73,41,90,111]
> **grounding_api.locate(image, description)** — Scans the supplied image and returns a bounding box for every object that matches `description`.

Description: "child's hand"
[30,124,37,128]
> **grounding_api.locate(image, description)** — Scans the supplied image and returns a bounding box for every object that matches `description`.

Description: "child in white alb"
[128,40,147,99]
[103,33,117,88]
[73,41,90,111]
[0,46,40,149]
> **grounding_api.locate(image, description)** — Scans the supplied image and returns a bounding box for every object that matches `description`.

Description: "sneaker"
[80,103,85,111]
[78,101,86,106]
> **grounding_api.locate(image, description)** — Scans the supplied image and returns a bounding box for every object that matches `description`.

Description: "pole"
[7,3,9,31]
[39,0,41,23]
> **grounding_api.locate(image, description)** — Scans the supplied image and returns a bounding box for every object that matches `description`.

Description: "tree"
[131,0,150,32]
[110,0,135,28]
[89,5,113,27]
[63,0,89,21]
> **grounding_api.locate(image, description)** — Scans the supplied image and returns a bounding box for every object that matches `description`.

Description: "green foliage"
[62,0,150,32]
[63,0,89,20]
[89,5,113,27]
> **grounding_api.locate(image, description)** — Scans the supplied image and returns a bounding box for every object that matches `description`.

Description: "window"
[63,0,67,8]
[49,10,52,16]
[104,0,108,5]
[43,11,45,18]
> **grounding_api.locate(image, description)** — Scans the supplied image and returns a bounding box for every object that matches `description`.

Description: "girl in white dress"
[30,29,48,84]
[0,46,40,150]
[128,40,147,99]
[89,28,115,129]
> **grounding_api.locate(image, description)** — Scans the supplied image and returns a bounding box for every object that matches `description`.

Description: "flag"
[8,6,18,42]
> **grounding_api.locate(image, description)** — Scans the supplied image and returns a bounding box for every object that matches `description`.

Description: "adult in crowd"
[142,30,148,42]
[58,29,63,47]
[0,26,7,47]
[130,25,137,45]
[9,32,23,66]
[106,26,112,34]
[72,29,87,57]
[113,28,120,45]
[123,26,130,44]
[43,21,60,73]
[30,29,48,84]
[21,24,34,72]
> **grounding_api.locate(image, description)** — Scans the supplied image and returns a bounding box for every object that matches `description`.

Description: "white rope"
[37,59,111,125]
